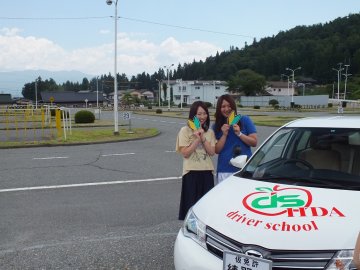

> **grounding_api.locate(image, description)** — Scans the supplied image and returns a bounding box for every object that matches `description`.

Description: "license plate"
[223,251,272,270]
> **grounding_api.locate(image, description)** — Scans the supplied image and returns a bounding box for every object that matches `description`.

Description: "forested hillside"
[173,13,360,83]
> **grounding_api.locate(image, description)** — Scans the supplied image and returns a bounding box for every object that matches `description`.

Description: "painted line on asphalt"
[0,176,182,193]
[101,153,135,157]
[165,150,176,153]
[33,156,69,160]
[0,232,179,254]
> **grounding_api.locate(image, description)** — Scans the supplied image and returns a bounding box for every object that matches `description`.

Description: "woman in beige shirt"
[176,101,216,220]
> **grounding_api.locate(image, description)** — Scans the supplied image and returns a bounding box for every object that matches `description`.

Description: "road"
[0,113,277,269]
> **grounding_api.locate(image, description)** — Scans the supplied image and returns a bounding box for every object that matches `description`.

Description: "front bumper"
[174,229,222,270]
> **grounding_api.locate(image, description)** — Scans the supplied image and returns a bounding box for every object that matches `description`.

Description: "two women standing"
[176,95,257,220]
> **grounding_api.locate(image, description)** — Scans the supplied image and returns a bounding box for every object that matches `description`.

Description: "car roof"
[284,116,360,128]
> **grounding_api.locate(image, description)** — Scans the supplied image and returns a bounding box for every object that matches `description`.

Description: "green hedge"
[74,110,95,123]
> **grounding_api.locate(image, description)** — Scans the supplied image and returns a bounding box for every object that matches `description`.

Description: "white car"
[174,116,360,270]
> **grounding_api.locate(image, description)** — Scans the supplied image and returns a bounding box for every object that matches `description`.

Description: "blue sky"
[0,0,359,79]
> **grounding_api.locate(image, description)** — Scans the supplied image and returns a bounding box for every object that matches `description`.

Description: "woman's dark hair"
[188,101,210,132]
[214,94,237,132]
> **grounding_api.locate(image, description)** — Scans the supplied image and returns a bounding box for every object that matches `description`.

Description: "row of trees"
[22,13,360,101]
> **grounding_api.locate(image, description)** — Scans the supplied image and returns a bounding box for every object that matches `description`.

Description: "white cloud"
[0,27,22,36]
[99,29,110,35]
[0,29,223,77]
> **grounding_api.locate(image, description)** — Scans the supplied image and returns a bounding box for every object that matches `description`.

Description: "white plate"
[223,250,272,270]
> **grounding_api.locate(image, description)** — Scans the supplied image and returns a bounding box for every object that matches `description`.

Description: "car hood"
[193,176,359,250]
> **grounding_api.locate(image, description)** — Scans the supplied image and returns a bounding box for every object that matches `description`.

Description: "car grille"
[206,226,339,270]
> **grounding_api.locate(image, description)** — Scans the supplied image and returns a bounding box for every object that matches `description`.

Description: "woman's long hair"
[214,94,237,132]
[188,101,210,132]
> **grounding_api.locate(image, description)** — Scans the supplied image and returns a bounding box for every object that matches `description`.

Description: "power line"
[0,16,107,20]
[120,16,255,39]
[0,15,255,39]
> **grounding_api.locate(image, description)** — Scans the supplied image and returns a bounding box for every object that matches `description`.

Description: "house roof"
[266,81,289,88]
[40,91,104,103]
[0,94,12,104]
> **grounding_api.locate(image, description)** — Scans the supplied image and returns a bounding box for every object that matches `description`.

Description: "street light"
[285,66,301,104]
[177,79,183,110]
[96,76,99,108]
[164,64,174,111]
[106,0,119,135]
[332,66,344,100]
[156,79,161,107]
[343,64,351,100]
[35,79,38,110]
[299,83,309,96]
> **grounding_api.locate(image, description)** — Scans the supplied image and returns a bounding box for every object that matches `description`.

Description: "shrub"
[204,102,212,108]
[74,110,95,123]
[156,109,162,114]
[274,104,280,110]
[148,105,152,109]
[253,105,260,109]
[178,102,188,108]
[269,99,279,107]
[328,103,333,108]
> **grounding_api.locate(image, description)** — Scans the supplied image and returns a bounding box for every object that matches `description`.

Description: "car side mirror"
[230,155,247,169]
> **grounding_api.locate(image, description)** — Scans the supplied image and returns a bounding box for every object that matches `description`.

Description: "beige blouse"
[176,126,216,176]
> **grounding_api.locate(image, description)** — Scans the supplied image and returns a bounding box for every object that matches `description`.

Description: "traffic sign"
[122,111,131,120]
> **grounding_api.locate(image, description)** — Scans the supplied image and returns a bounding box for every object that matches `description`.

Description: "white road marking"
[0,176,182,193]
[101,153,135,157]
[33,156,69,160]
[165,150,176,153]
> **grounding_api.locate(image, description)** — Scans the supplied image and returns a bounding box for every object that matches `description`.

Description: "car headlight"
[326,250,355,270]
[182,208,207,249]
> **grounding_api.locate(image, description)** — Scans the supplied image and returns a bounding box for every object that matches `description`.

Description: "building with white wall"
[166,80,228,106]
[265,81,294,96]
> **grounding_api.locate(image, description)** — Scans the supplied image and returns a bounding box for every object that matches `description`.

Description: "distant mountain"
[0,70,94,97]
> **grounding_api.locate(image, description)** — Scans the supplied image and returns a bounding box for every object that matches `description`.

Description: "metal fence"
[0,105,72,143]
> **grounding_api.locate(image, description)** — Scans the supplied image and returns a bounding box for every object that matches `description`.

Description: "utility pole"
[343,64,351,100]
[285,67,301,105]
[35,80,38,109]
[164,64,174,111]
[333,64,344,113]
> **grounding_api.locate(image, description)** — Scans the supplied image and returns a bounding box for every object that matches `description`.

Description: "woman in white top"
[176,101,216,220]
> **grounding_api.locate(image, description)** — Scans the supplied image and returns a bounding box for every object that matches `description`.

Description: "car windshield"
[239,127,360,190]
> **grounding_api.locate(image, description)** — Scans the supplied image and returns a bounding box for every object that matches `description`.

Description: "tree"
[162,82,167,101]
[228,69,266,96]
[81,78,90,90]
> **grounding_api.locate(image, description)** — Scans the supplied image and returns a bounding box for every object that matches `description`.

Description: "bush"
[156,109,162,114]
[74,110,95,123]
[328,103,333,108]
[204,102,212,108]
[274,104,280,110]
[253,105,260,109]
[269,99,279,107]
[148,105,152,109]
[178,102,188,108]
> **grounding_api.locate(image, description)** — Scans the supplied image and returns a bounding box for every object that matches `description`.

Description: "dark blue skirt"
[178,170,214,220]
